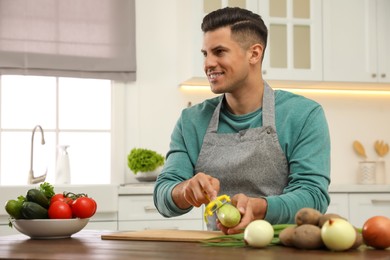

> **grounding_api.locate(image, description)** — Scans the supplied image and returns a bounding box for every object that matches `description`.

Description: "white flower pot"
[134,166,162,182]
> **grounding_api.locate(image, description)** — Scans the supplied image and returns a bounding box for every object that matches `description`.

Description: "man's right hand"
[172,172,220,209]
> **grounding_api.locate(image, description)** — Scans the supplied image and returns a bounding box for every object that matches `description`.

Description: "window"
[0,75,113,185]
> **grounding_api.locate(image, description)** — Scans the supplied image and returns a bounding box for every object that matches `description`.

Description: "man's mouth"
[207,72,224,81]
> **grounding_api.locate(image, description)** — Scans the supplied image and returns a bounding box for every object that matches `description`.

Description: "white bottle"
[55,145,71,184]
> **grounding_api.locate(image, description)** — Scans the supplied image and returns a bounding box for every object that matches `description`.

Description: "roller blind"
[0,0,136,81]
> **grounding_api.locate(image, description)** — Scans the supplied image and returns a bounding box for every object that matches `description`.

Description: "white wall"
[301,92,390,185]
[123,1,193,183]
[122,0,390,185]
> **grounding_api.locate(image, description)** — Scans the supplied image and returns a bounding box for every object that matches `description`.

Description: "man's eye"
[215,49,224,56]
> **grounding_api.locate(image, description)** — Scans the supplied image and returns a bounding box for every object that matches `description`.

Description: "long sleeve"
[153,90,331,224]
[265,105,331,223]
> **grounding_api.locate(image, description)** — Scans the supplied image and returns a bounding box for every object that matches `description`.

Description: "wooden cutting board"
[101,229,224,242]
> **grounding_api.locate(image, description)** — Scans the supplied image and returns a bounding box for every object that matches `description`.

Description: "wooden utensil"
[353,140,367,159]
[374,140,389,157]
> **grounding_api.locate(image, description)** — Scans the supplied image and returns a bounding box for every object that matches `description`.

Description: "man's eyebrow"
[201,45,227,53]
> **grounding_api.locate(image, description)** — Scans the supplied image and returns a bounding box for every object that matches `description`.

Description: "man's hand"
[217,193,267,234]
[172,172,220,209]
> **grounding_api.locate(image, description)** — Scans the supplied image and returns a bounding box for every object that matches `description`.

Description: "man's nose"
[204,55,217,72]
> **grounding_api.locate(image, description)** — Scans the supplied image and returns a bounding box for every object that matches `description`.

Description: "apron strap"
[262,81,276,128]
[207,81,276,133]
[207,96,223,133]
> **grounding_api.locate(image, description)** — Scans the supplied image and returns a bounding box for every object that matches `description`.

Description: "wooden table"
[0,230,388,260]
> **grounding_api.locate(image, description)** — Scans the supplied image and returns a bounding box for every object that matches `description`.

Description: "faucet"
[28,125,47,184]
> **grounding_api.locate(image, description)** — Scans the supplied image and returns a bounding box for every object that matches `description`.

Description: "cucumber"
[21,202,48,219]
[26,189,50,209]
[5,199,24,219]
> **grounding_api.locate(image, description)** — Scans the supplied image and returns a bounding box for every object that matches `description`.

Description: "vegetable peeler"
[204,194,231,223]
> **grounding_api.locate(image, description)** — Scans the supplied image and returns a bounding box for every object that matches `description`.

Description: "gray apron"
[195,82,288,230]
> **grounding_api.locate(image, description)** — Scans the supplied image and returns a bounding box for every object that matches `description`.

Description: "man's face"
[201,27,252,94]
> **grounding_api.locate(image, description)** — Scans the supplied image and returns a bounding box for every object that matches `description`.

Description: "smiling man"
[154,7,331,235]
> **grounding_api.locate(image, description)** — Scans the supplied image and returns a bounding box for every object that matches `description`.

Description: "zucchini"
[26,189,50,209]
[21,202,48,219]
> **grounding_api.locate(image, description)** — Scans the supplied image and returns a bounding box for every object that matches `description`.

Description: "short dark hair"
[201,7,268,52]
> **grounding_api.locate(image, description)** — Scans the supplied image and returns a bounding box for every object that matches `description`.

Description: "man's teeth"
[209,73,223,79]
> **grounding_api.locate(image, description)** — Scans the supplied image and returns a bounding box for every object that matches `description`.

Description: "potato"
[295,208,322,226]
[278,226,296,247]
[292,224,324,250]
[349,229,364,249]
[318,213,346,227]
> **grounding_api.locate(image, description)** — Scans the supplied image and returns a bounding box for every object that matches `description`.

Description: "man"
[154,7,330,235]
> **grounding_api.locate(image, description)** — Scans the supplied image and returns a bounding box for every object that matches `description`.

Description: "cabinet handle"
[371,73,377,78]
[371,199,390,204]
[144,206,158,213]
[381,73,386,78]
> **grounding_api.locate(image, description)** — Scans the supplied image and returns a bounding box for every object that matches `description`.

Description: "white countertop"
[118,183,390,195]
[329,184,390,193]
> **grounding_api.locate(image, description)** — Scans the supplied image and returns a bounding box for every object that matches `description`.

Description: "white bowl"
[134,166,162,182]
[12,218,89,239]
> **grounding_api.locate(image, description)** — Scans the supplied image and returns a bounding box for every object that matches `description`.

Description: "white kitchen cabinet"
[191,0,259,78]
[259,0,323,81]
[326,193,349,218]
[348,193,390,228]
[327,190,390,228]
[190,0,322,81]
[323,0,390,83]
[118,194,204,231]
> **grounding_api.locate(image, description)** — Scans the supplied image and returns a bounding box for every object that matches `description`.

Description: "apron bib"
[195,82,288,230]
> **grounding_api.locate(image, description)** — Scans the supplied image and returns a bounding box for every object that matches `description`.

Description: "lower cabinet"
[326,193,349,219]
[118,195,204,231]
[328,192,390,228]
[348,193,390,228]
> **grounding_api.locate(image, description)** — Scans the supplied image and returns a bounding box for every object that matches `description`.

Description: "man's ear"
[249,43,264,64]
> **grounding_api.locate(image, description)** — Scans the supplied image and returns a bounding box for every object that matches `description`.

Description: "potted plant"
[127,148,165,182]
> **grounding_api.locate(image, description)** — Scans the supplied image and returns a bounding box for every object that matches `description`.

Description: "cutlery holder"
[357,161,376,185]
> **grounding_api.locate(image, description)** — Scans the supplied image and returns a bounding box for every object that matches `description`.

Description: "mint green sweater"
[154,90,331,224]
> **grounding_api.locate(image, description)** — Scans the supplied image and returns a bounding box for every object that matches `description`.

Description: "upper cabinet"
[189,0,390,85]
[259,0,323,81]
[191,0,322,81]
[323,0,390,83]
[191,0,259,78]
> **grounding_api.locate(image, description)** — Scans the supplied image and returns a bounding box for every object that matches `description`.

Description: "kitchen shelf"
[180,77,390,92]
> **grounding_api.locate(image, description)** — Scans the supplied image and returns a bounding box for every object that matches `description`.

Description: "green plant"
[127,148,165,174]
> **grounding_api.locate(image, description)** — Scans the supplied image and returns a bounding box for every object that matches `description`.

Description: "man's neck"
[224,81,264,115]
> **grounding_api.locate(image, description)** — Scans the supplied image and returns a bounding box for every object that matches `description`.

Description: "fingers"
[183,172,219,207]
[218,194,266,235]
[205,176,220,201]
[231,193,247,214]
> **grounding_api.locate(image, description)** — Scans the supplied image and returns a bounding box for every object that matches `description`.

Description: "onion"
[362,216,390,249]
[216,203,241,228]
[244,220,274,248]
[321,218,356,251]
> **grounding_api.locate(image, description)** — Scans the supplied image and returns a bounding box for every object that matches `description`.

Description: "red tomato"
[51,193,73,205]
[48,201,73,219]
[71,197,97,219]
[362,216,390,249]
